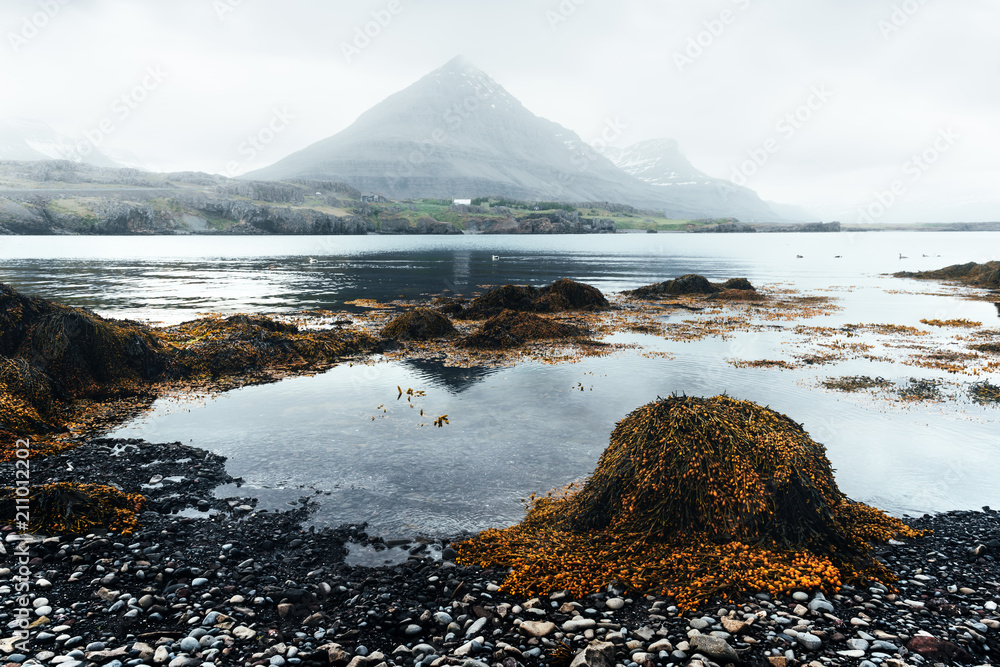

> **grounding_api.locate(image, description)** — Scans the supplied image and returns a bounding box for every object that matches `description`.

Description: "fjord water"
[2,232,998,537]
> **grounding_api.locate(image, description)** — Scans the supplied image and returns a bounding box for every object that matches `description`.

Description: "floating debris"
[711,288,767,302]
[822,376,893,393]
[970,381,1000,404]
[845,323,929,336]
[919,318,981,328]
[729,359,796,370]
[457,395,923,610]
[897,378,944,401]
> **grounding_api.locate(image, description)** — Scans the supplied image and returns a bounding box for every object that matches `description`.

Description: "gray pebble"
[180,636,201,653]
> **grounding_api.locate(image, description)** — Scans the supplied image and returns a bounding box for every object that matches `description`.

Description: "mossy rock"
[381,308,457,341]
[457,395,923,609]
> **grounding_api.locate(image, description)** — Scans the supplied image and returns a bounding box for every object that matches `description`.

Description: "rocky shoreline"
[2,437,999,667]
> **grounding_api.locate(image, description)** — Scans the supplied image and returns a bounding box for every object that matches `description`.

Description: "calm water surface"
[1,232,998,536]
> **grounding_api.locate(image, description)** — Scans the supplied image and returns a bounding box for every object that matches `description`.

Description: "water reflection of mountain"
[403,358,500,393]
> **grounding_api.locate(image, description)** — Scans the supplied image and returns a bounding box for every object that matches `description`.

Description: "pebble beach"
[2,438,998,667]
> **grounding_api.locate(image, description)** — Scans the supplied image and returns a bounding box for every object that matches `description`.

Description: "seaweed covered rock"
[0,482,145,535]
[432,296,467,316]
[460,310,582,350]
[164,314,377,379]
[0,357,59,433]
[1,284,379,458]
[455,285,539,320]
[16,311,166,399]
[457,395,923,609]
[1,282,166,399]
[534,278,611,312]
[381,307,457,341]
[722,277,756,291]
[895,261,1000,290]
[627,274,723,298]
[1,282,59,354]
[455,279,610,320]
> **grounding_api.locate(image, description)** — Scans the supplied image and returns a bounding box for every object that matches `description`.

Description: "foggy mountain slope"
[606,139,786,221]
[0,118,121,168]
[248,58,784,220]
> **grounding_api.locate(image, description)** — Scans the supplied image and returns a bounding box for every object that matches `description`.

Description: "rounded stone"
[180,636,201,653]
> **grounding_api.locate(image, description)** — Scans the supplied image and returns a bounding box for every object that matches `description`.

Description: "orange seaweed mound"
[0,482,145,535]
[456,395,924,610]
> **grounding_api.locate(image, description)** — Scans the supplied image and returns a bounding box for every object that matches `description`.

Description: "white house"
[453,198,472,206]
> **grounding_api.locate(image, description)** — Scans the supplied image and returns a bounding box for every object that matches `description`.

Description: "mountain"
[604,138,706,186]
[248,58,783,220]
[0,118,121,168]
[604,139,783,221]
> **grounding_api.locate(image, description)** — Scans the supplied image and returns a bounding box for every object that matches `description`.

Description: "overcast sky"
[2,0,997,222]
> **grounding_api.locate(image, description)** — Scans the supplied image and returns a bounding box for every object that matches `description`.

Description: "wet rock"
[519,620,556,637]
[906,635,974,662]
[568,640,616,667]
[690,634,739,663]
